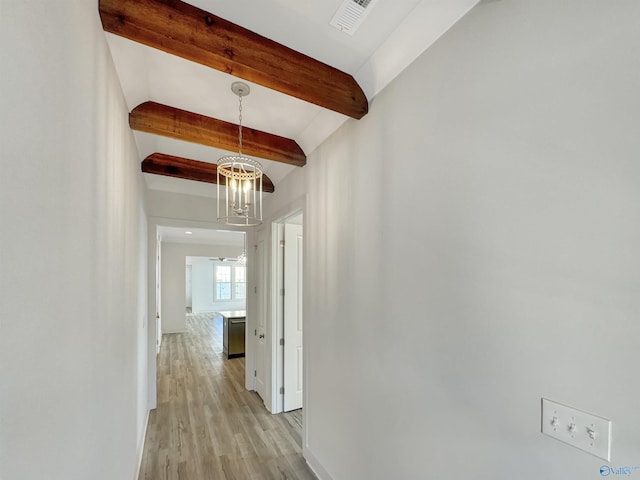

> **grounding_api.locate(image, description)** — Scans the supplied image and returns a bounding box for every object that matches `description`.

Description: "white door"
[156,236,162,354]
[185,264,192,310]
[255,232,267,401]
[283,223,303,411]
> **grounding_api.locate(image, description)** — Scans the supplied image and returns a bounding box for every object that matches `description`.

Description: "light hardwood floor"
[138,313,316,480]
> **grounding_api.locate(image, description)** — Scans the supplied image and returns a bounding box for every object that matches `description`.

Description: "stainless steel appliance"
[219,310,246,359]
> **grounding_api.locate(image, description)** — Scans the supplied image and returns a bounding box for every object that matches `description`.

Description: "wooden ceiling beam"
[130,101,306,167]
[142,153,276,193]
[99,0,368,119]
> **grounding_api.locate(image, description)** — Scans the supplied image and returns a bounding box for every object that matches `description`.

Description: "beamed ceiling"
[101,0,480,197]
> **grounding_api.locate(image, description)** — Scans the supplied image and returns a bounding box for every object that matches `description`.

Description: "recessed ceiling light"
[185,231,193,235]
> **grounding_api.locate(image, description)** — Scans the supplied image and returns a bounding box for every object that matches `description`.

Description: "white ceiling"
[105,0,480,198]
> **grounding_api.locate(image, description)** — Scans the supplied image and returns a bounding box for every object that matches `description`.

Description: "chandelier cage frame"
[216,82,263,227]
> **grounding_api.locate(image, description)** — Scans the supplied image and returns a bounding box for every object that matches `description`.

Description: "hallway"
[138,313,316,479]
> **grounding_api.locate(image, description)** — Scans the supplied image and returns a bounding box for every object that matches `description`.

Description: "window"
[214,264,246,301]
[215,265,232,300]
[234,266,246,299]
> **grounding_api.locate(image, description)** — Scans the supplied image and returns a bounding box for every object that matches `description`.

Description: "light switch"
[541,398,612,461]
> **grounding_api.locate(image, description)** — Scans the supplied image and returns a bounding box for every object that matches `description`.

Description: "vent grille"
[329,0,379,35]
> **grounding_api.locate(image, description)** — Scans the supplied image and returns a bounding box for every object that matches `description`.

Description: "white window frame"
[213,262,247,302]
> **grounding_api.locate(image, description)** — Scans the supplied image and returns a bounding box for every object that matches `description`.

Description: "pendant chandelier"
[217,82,263,226]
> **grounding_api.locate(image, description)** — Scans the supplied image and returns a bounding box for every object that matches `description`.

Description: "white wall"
[162,243,244,332]
[147,189,224,222]
[264,1,640,479]
[0,2,149,480]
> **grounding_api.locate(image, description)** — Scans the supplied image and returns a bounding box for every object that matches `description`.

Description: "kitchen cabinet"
[219,310,246,359]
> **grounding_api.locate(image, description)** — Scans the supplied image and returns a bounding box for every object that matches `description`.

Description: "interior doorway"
[157,227,245,331]
[272,211,304,413]
[283,220,303,411]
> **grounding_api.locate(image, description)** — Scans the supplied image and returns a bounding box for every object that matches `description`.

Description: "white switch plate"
[541,398,612,461]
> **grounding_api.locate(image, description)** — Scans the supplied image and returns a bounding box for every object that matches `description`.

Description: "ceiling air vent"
[329,0,379,35]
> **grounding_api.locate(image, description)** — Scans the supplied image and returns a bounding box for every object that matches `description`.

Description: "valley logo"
[600,465,640,476]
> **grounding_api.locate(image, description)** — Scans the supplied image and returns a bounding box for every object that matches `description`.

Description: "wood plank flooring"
[138,313,316,480]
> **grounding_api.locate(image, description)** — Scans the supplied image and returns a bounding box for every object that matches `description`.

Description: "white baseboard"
[304,448,333,480]
[135,410,150,480]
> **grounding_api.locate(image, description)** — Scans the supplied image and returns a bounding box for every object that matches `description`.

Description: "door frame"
[146,217,252,410]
